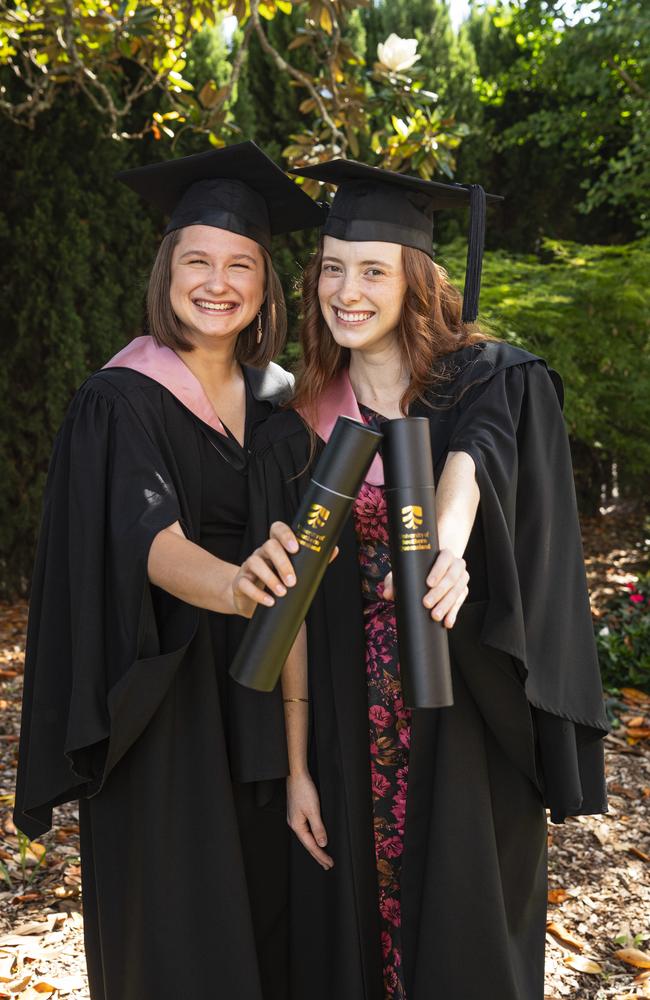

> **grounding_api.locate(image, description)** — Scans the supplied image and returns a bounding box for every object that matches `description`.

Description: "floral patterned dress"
[353,405,411,1000]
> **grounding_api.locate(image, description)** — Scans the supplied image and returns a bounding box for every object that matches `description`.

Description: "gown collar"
[103,335,293,432]
[103,336,227,434]
[297,367,385,486]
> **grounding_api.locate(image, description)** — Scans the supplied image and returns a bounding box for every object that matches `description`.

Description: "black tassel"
[462,184,486,324]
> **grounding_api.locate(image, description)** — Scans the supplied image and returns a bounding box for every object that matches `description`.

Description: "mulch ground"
[0,504,649,999]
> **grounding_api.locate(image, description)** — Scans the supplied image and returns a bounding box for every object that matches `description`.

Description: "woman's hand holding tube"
[231,521,299,617]
[382,450,479,629]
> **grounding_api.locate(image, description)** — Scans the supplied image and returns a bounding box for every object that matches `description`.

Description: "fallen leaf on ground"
[547,889,570,904]
[562,954,602,974]
[621,688,650,705]
[546,922,585,950]
[614,947,650,968]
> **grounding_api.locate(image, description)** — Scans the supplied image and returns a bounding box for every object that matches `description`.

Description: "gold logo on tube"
[307,503,331,529]
[401,505,423,530]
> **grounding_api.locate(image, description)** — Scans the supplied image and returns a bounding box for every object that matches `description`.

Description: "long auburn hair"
[291,241,492,420]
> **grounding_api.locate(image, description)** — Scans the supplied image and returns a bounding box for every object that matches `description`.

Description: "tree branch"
[606,57,646,98]
[249,0,347,152]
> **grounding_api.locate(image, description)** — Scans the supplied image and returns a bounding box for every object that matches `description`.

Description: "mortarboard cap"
[291,159,502,323]
[117,141,327,253]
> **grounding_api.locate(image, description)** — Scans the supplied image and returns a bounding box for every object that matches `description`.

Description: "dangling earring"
[256,310,263,345]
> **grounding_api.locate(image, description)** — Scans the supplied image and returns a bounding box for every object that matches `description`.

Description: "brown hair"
[146,229,287,366]
[291,241,493,420]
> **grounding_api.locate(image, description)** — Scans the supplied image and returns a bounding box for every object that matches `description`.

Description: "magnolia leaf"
[621,688,650,704]
[258,2,277,20]
[548,888,571,904]
[614,948,650,969]
[347,127,360,158]
[288,34,313,50]
[319,4,333,34]
[297,177,321,199]
[27,843,45,861]
[563,955,603,974]
[546,921,585,951]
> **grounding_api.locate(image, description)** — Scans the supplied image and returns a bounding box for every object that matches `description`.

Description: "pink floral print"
[353,453,411,1000]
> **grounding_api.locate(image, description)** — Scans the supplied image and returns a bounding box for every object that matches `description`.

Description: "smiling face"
[169,225,265,349]
[317,236,408,354]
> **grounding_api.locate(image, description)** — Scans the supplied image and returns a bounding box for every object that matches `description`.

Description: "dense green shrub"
[596,575,650,692]
[0,95,161,596]
[439,236,650,510]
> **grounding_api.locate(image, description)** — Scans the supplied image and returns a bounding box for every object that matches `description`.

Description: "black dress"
[14,364,292,1000]
[248,342,609,1000]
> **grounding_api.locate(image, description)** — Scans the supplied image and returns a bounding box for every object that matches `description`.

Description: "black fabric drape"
[247,341,607,1000]
[15,365,292,1000]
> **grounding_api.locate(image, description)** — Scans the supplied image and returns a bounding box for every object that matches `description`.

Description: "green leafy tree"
[0,0,469,181]
[441,234,650,509]
[464,0,649,248]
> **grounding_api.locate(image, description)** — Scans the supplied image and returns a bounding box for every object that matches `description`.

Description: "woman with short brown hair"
[14,142,323,1000]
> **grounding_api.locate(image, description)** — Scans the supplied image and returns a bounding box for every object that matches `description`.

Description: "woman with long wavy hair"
[247,160,608,1000]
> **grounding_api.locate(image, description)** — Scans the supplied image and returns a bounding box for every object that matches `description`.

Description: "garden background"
[0,2,649,998]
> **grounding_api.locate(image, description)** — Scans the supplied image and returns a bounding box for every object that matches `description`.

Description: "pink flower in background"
[630,593,644,604]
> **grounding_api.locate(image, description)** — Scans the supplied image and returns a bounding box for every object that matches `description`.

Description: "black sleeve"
[14,382,197,838]
[448,361,608,822]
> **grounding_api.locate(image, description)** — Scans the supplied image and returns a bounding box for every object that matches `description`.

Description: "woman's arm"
[148,520,299,617]
[384,450,479,628]
[283,625,334,871]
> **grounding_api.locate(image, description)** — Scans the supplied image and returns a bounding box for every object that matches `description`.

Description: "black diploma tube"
[231,416,382,692]
[383,417,454,709]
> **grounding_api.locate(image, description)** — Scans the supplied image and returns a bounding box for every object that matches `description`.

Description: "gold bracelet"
[283,697,309,703]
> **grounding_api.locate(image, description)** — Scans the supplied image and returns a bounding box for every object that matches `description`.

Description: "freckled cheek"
[318,275,339,307]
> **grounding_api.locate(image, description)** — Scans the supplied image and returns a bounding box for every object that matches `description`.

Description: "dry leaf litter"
[0,504,648,999]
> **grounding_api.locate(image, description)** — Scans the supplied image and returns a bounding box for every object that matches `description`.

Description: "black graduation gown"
[14,363,293,1000]
[248,341,608,1000]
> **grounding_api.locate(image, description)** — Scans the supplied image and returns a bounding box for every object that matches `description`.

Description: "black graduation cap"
[116,141,327,252]
[291,159,502,323]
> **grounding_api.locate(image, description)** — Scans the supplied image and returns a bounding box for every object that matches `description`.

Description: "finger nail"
[265,596,275,606]
[276,585,287,596]
[286,574,296,586]
[423,597,433,609]
[318,839,326,847]
[433,610,442,620]
[288,540,299,553]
